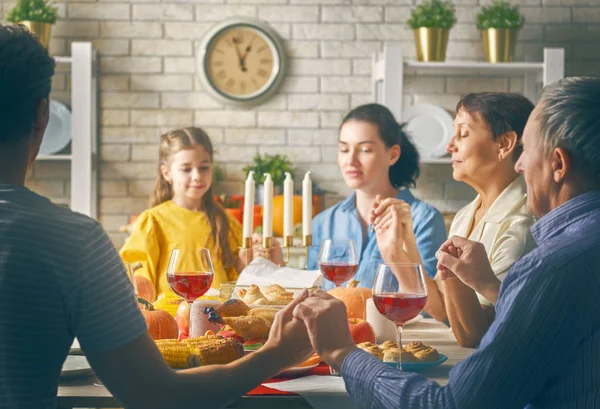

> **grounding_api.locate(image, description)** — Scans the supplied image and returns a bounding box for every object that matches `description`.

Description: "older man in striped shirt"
[294,77,600,408]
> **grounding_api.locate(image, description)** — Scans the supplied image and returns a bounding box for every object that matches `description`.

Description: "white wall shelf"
[37,154,72,161]
[36,43,97,219]
[372,46,565,165]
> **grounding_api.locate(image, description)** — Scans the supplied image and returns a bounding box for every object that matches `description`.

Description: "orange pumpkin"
[135,275,156,303]
[139,297,179,340]
[327,280,372,320]
[272,195,303,237]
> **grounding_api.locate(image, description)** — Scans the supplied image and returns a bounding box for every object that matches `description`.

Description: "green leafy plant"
[407,0,456,30]
[6,0,58,24]
[212,162,224,183]
[243,154,295,187]
[477,0,525,30]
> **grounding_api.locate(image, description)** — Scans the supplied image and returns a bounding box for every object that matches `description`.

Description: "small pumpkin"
[327,280,372,320]
[139,297,179,340]
[135,275,156,303]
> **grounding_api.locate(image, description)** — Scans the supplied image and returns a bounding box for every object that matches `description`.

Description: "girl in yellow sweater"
[120,127,249,297]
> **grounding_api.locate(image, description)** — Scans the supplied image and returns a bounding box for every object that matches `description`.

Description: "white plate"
[277,363,319,377]
[61,355,93,378]
[403,104,454,159]
[40,100,72,155]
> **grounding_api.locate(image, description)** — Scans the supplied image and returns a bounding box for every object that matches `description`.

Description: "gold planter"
[19,21,52,49]
[481,29,519,63]
[413,28,450,62]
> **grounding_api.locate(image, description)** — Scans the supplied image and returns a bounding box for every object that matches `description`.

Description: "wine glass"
[372,263,428,370]
[167,248,215,304]
[318,239,359,288]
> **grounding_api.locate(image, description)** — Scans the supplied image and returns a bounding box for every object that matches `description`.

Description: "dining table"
[57,318,475,409]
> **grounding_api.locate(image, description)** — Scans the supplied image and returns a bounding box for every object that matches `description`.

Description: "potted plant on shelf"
[406,0,456,62]
[477,0,525,63]
[6,0,57,49]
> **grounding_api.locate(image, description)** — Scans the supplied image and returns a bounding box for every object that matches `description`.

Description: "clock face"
[205,25,280,101]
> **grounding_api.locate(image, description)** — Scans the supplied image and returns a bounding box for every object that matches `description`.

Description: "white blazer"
[436,177,536,306]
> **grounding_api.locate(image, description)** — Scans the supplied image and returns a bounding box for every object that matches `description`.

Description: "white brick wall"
[19,0,599,245]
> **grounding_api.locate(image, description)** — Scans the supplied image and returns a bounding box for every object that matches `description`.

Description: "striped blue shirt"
[0,185,147,408]
[342,189,600,408]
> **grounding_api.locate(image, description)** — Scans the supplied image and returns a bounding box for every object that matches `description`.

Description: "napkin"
[236,258,323,288]
[262,375,359,409]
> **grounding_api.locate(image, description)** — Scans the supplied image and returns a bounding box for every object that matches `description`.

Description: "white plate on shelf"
[403,104,454,159]
[61,355,93,378]
[39,100,72,155]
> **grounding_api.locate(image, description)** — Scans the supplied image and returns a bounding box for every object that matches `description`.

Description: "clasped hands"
[263,289,356,374]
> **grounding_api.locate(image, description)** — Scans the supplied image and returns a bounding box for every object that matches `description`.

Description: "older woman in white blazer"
[371,92,536,347]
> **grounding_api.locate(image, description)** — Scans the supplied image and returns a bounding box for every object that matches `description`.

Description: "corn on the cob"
[156,336,243,369]
[191,340,243,366]
[156,343,196,369]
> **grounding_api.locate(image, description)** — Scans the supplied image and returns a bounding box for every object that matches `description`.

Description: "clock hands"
[232,35,258,73]
[231,36,247,72]
[241,36,257,62]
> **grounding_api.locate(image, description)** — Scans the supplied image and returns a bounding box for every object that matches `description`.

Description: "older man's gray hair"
[538,77,600,184]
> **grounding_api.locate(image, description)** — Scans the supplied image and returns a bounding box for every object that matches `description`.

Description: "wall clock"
[197,19,287,107]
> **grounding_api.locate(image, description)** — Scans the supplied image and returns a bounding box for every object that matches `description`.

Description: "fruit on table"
[348,318,376,345]
[272,195,303,237]
[218,330,245,344]
[176,301,190,341]
[153,292,183,318]
[139,297,179,341]
[328,280,372,320]
[135,275,156,303]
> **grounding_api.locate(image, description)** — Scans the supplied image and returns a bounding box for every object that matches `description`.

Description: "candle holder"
[278,234,312,269]
[241,234,313,269]
[241,236,253,267]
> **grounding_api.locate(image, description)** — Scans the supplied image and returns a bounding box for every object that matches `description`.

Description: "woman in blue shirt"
[309,104,447,291]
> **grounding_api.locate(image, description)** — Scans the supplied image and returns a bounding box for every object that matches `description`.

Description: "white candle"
[263,173,273,238]
[302,171,312,237]
[283,172,294,237]
[242,171,255,240]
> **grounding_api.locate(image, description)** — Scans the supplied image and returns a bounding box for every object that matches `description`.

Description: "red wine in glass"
[318,239,359,288]
[372,263,428,371]
[319,262,359,287]
[167,248,215,304]
[167,272,214,304]
[373,293,427,326]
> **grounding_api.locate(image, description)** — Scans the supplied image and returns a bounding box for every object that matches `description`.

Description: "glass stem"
[397,325,403,371]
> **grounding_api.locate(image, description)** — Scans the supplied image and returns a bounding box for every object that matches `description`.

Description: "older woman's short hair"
[538,77,600,185]
[456,92,535,159]
[0,24,55,143]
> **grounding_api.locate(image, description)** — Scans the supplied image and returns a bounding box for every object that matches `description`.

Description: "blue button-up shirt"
[309,189,447,290]
[342,189,600,409]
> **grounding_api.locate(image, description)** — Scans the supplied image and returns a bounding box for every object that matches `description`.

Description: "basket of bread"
[220,282,317,306]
